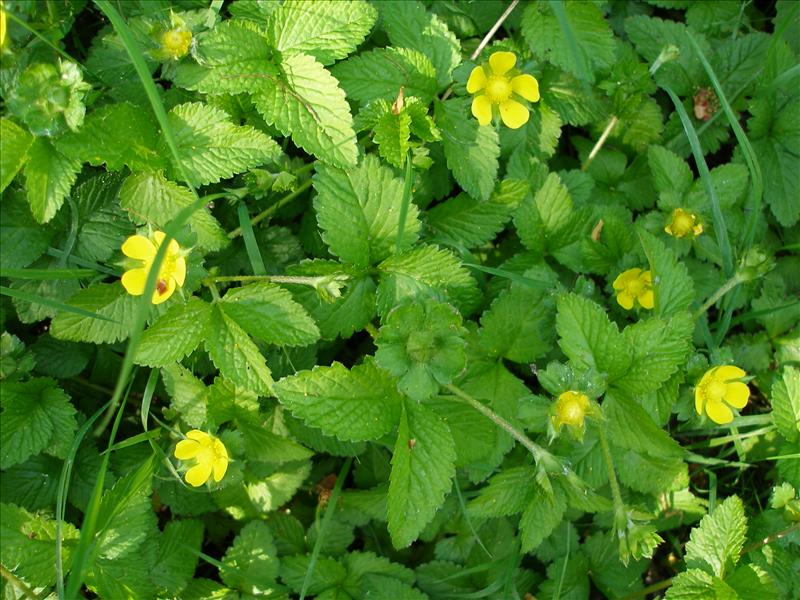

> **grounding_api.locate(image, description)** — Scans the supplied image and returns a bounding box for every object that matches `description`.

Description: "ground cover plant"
[0,0,798,598]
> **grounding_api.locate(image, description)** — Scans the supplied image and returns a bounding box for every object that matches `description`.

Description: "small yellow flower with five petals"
[694,365,750,424]
[467,51,540,129]
[612,268,654,311]
[160,28,192,59]
[121,231,186,304]
[665,208,703,238]
[174,430,229,487]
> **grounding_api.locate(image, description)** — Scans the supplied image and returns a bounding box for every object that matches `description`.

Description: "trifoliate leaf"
[220,282,320,347]
[520,483,567,552]
[332,47,438,104]
[221,521,280,593]
[685,495,747,578]
[164,102,282,186]
[0,118,34,191]
[23,137,81,223]
[387,400,456,548]
[556,293,631,381]
[253,52,358,168]
[466,465,537,518]
[771,366,800,443]
[314,154,420,267]
[152,520,204,596]
[119,171,228,252]
[274,360,403,442]
[638,228,695,318]
[204,305,274,396]
[434,98,500,202]
[263,0,377,65]
[50,283,137,344]
[135,297,212,367]
[379,0,461,89]
[521,0,615,83]
[0,378,77,469]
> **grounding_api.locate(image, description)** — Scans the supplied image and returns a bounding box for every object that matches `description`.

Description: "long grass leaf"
[0,267,96,280]
[463,263,552,290]
[395,151,414,254]
[0,285,116,322]
[237,202,267,275]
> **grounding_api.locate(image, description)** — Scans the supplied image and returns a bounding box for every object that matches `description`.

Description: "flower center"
[161,29,192,58]
[706,380,726,402]
[486,75,512,103]
[626,277,644,295]
[673,212,694,236]
[556,391,589,427]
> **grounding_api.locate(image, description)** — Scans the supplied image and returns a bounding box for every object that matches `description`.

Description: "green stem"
[228,179,312,239]
[621,577,674,600]
[203,274,331,287]
[597,426,624,517]
[581,115,619,172]
[694,273,744,318]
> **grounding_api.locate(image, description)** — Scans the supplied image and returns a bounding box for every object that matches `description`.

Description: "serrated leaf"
[434,98,500,201]
[615,449,687,494]
[467,465,537,518]
[70,172,132,263]
[556,293,631,381]
[281,555,346,596]
[263,0,377,65]
[220,282,320,347]
[425,395,497,468]
[333,47,438,104]
[161,364,208,429]
[604,392,684,460]
[50,283,137,344]
[221,521,280,593]
[0,378,77,469]
[379,0,461,88]
[649,145,693,196]
[135,297,212,367]
[520,483,567,552]
[638,228,695,318]
[273,360,402,442]
[521,1,615,82]
[23,137,81,223]
[685,495,747,578]
[664,568,716,600]
[771,366,800,443]
[515,173,573,248]
[152,520,204,596]
[119,172,228,252]
[0,192,53,269]
[239,421,313,464]
[253,52,358,168]
[372,107,412,168]
[314,154,420,267]
[204,305,274,396]
[387,400,456,548]
[0,118,34,191]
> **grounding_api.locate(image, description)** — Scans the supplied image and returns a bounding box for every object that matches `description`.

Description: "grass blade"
[395,151,414,255]
[0,267,96,280]
[463,263,552,290]
[0,285,116,322]
[237,202,267,275]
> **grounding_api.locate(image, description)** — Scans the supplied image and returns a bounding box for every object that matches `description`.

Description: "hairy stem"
[694,273,744,318]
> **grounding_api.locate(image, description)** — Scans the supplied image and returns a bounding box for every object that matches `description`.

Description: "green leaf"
[152,520,204,596]
[771,366,800,443]
[0,118,34,191]
[604,392,684,460]
[135,297,212,367]
[685,495,747,578]
[221,521,280,593]
[648,145,693,197]
[638,228,695,318]
[665,568,716,600]
[515,172,574,247]
[372,107,412,169]
[55,102,164,172]
[281,555,346,596]
[0,192,53,269]
[427,180,527,249]
[520,483,567,552]
[388,400,456,548]
[0,378,77,469]
[466,465,537,518]
[434,98,500,201]
[333,47,438,104]
[119,171,228,252]
[253,52,358,168]
[70,172,132,263]
[726,564,780,600]
[426,395,498,468]
[50,283,137,344]
[0,502,79,587]
[263,0,377,65]
[521,0,615,82]
[220,282,320,347]
[239,421,313,464]
[314,154,420,267]
[161,364,208,429]
[379,0,461,88]
[204,305,274,396]
[273,360,403,442]
[23,137,81,223]
[556,293,631,381]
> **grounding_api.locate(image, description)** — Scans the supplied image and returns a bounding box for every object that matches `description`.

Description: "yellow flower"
[160,27,192,59]
[553,391,590,428]
[466,51,540,129]
[0,1,7,51]
[613,268,654,311]
[665,208,703,238]
[121,231,186,305]
[174,430,229,487]
[695,365,750,425]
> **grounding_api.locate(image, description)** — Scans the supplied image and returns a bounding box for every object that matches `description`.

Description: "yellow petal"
[152,231,167,246]
[466,66,487,94]
[173,256,187,287]
[121,268,148,296]
[151,276,176,305]
[212,456,228,482]
[489,51,516,75]
[693,223,704,235]
[715,365,746,382]
[638,289,655,310]
[641,271,653,284]
[498,98,529,129]
[613,268,640,290]
[705,400,733,425]
[694,389,705,417]
[471,95,493,126]
[213,437,229,460]
[121,235,156,261]
[724,382,750,409]
[186,430,211,443]
[174,439,200,460]
[616,291,635,310]
[511,74,540,102]
[185,461,213,487]
[665,224,675,236]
